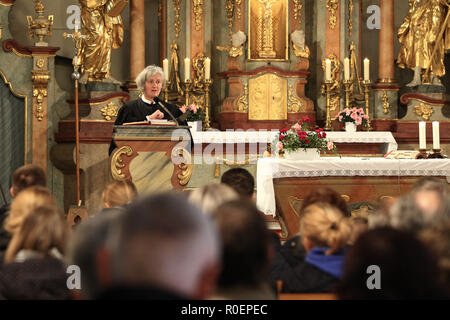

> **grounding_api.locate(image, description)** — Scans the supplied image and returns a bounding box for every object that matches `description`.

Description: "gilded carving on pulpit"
[248,0,288,61]
[397,0,450,86]
[249,74,287,120]
[79,0,128,82]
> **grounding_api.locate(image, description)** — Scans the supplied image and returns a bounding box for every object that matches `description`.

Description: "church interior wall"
[0,1,448,215]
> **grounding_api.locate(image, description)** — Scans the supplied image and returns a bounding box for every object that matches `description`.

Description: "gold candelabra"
[204,79,213,130]
[362,80,373,131]
[183,79,193,106]
[324,80,334,131]
[343,80,352,109]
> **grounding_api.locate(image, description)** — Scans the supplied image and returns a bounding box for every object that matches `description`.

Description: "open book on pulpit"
[122,119,177,126]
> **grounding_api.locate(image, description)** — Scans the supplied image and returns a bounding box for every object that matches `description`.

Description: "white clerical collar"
[141,96,156,105]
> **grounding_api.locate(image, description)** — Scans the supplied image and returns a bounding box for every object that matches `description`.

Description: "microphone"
[154,97,180,127]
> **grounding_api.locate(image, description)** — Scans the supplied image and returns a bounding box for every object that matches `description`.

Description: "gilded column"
[30,48,58,173]
[325,0,340,119]
[129,0,145,89]
[190,0,205,70]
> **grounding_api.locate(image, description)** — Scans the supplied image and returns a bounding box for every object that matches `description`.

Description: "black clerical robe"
[114,98,183,125]
[109,98,188,155]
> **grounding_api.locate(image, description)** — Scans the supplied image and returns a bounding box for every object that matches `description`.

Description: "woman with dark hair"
[337,227,448,299]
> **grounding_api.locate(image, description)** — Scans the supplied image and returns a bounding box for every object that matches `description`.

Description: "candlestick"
[432,121,440,150]
[419,121,426,150]
[364,58,370,81]
[163,58,169,81]
[205,57,211,80]
[363,81,373,131]
[184,57,190,82]
[344,57,350,81]
[325,59,331,81]
[324,80,333,130]
[204,79,213,130]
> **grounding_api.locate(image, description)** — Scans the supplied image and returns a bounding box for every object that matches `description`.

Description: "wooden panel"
[273,175,448,239]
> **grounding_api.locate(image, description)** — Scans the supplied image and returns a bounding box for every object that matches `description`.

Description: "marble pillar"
[129,0,146,92]
[373,0,399,119]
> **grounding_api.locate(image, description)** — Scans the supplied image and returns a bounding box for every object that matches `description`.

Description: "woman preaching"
[114,65,194,124]
[109,65,195,155]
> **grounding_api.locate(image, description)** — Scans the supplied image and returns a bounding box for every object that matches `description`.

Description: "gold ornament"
[326,0,339,30]
[414,103,434,121]
[100,102,119,120]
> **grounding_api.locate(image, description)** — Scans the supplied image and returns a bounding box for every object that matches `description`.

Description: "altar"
[256,157,450,239]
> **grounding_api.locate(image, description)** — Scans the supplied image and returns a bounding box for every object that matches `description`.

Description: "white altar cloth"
[190,129,398,154]
[256,157,450,217]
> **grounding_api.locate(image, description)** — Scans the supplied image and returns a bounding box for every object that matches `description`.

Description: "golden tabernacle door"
[248,73,287,120]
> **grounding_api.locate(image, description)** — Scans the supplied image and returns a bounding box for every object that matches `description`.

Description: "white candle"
[432,121,440,150]
[184,57,190,81]
[419,121,426,150]
[344,57,350,81]
[205,57,211,80]
[364,58,370,81]
[325,59,331,81]
[163,58,169,81]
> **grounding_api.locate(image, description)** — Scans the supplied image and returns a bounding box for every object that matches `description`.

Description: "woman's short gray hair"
[135,65,166,91]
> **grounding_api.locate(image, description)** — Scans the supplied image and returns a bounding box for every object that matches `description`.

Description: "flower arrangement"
[274,117,338,155]
[185,104,206,122]
[335,106,369,126]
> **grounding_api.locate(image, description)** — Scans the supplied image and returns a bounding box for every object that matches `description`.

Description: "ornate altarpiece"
[218,0,314,130]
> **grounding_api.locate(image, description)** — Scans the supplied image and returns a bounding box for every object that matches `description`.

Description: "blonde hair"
[5,205,68,264]
[102,180,137,208]
[300,203,351,255]
[5,186,56,235]
[188,183,239,215]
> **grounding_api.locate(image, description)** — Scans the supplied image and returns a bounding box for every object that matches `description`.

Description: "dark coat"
[269,235,340,293]
[114,98,183,126]
[0,256,71,300]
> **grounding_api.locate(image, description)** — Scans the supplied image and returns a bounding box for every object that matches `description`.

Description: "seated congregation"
[0,165,448,300]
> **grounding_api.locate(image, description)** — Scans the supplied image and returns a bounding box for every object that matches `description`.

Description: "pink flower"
[345,109,351,116]
[350,112,357,120]
[358,108,364,114]
[363,115,369,120]
[276,142,283,150]
[352,108,357,113]
[292,123,302,131]
[327,141,334,150]
[355,118,362,126]
[338,115,343,122]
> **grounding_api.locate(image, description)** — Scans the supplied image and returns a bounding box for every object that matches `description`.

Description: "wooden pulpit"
[109,124,192,195]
